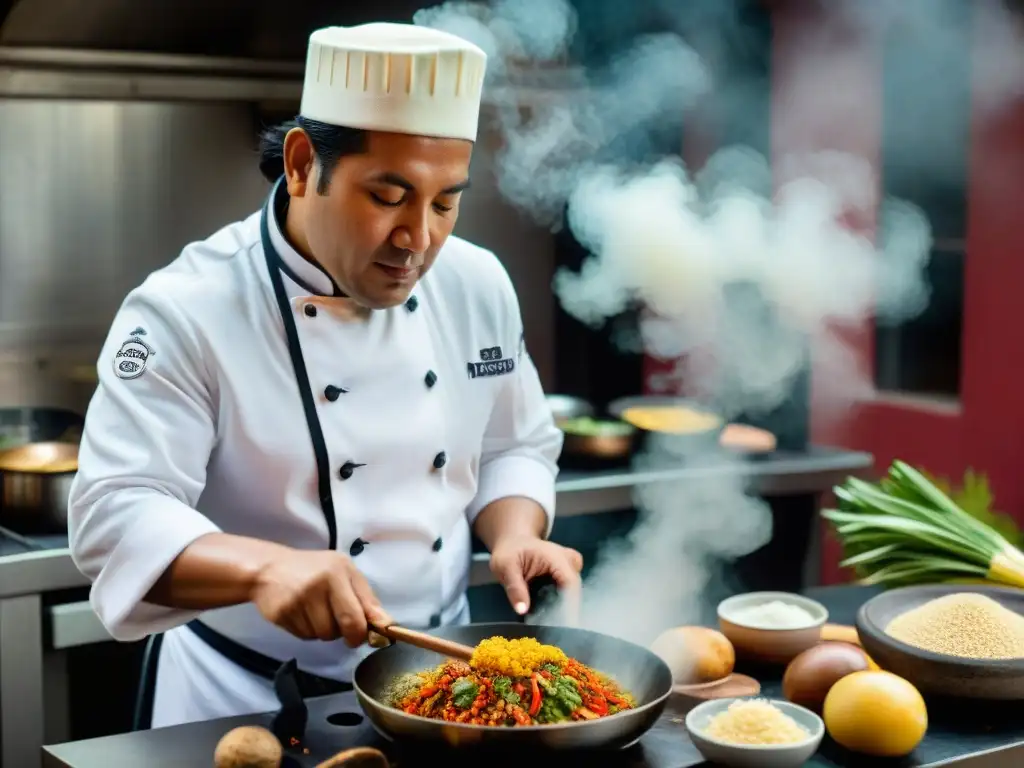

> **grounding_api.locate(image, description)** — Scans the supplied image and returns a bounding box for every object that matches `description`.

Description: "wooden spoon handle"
[673,673,761,700]
[367,622,474,661]
[315,746,389,768]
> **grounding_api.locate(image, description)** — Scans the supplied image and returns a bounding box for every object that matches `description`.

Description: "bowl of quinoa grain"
[856,584,1024,699]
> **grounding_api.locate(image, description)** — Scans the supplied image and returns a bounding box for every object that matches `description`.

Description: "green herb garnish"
[492,676,521,706]
[451,677,479,709]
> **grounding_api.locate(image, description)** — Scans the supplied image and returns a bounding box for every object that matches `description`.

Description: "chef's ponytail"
[258,117,367,192]
[258,120,295,182]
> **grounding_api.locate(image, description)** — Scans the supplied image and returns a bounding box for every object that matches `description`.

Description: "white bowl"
[717,591,829,664]
[685,697,825,768]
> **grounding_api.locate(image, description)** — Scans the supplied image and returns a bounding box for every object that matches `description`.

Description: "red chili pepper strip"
[588,697,609,716]
[529,674,542,717]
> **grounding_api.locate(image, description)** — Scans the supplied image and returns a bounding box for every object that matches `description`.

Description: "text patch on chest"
[466,345,516,379]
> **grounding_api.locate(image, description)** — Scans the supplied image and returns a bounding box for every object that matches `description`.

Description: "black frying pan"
[352,622,673,750]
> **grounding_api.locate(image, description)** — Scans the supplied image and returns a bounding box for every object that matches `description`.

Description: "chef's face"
[283,128,473,309]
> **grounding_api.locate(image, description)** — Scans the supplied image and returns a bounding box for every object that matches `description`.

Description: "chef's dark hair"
[258,116,367,194]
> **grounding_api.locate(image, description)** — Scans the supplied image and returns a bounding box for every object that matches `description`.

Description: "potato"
[213,726,283,768]
[651,626,736,684]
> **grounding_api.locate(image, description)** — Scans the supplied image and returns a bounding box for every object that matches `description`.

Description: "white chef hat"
[299,22,488,142]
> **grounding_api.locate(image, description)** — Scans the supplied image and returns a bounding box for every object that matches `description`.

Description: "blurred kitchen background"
[0,0,1022,766]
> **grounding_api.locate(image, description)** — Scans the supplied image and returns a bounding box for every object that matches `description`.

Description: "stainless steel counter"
[0,446,873,768]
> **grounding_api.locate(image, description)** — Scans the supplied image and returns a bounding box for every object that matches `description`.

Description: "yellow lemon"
[823,671,927,757]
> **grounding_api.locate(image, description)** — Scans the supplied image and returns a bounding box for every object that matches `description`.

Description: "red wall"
[770,0,1024,584]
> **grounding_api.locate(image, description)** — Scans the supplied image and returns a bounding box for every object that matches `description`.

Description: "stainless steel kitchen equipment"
[559,420,638,465]
[0,406,82,450]
[0,441,78,533]
[546,394,595,423]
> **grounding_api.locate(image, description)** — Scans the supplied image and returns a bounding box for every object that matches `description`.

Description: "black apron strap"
[131,622,352,737]
[131,632,164,731]
[132,182,354,733]
[185,620,353,697]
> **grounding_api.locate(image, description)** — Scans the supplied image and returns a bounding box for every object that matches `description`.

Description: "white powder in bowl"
[729,600,818,629]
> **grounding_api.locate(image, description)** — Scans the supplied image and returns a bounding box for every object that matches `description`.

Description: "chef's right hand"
[249,549,391,647]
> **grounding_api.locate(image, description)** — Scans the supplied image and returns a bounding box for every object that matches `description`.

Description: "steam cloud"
[414,0,1024,652]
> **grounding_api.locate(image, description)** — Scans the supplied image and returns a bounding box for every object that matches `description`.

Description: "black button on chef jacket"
[339,461,364,480]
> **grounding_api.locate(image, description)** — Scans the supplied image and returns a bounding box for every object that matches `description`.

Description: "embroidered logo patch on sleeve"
[114,329,154,380]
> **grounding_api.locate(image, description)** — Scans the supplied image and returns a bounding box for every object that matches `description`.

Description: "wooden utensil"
[673,673,761,702]
[367,623,475,661]
[315,746,389,768]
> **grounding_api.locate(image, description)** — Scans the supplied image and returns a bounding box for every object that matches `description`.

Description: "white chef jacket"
[67,180,563,726]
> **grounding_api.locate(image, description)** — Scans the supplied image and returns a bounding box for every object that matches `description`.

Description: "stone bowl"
[856,584,1024,700]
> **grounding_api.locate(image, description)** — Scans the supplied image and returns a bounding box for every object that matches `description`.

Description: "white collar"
[266,181,340,298]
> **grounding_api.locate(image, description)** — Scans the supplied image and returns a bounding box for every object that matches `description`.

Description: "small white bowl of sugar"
[718,592,829,665]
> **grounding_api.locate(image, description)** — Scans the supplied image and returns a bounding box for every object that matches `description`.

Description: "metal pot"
[0,406,83,449]
[546,394,595,424]
[558,421,638,469]
[561,428,637,460]
[0,407,83,533]
[0,441,78,534]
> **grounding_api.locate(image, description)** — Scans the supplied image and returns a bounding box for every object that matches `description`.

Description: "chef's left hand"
[489,535,584,617]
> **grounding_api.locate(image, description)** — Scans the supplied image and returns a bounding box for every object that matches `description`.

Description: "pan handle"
[315,746,390,768]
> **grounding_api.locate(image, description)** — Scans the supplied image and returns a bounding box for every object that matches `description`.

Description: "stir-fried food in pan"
[388,637,636,725]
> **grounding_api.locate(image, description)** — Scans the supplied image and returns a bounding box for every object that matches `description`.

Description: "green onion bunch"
[822,460,1024,589]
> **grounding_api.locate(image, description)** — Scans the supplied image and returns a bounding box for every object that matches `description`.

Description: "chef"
[67,22,581,729]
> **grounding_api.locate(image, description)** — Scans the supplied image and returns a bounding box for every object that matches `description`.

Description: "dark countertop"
[42,585,1024,768]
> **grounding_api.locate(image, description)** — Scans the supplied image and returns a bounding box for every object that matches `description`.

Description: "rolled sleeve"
[68,288,221,642]
[466,454,558,537]
[79,487,220,640]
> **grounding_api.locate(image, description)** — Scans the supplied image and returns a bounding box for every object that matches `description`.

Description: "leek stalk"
[822,460,1024,589]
